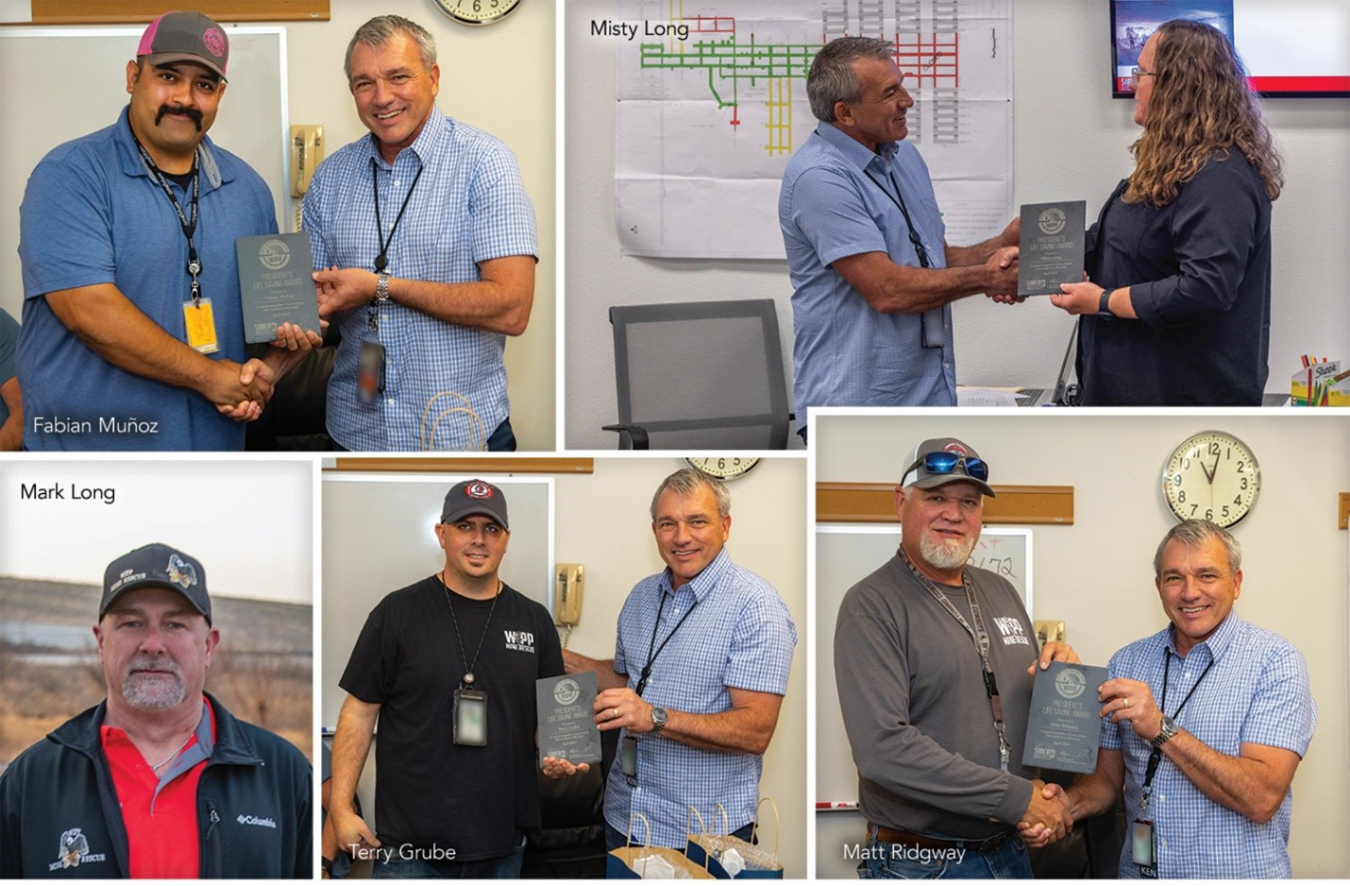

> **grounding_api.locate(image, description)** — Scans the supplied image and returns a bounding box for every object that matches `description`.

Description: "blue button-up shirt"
[605,549,797,848]
[304,108,537,450]
[1102,612,1316,878]
[779,122,955,429]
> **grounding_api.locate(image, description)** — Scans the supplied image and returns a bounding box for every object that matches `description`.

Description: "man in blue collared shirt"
[779,37,1022,436]
[563,469,798,851]
[305,15,538,452]
[1026,520,1316,877]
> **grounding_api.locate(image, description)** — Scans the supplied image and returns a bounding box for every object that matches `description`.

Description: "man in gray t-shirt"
[834,436,1077,878]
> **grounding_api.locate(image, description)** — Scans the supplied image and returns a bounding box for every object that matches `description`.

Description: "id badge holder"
[357,339,386,405]
[183,298,219,354]
[621,735,638,777]
[1131,819,1157,878]
[453,687,487,746]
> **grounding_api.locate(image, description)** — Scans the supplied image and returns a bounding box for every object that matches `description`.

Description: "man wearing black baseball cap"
[833,437,1080,878]
[330,479,578,877]
[16,10,320,452]
[0,543,312,878]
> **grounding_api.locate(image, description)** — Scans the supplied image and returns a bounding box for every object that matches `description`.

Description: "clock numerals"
[1161,432,1259,529]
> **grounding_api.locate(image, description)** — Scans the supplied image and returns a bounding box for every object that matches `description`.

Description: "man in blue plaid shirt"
[564,469,798,851]
[1024,520,1316,877]
[305,15,537,451]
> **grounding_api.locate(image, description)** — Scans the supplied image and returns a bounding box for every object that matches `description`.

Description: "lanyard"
[370,157,425,273]
[898,546,1012,770]
[863,166,943,350]
[131,132,202,305]
[439,573,500,689]
[636,585,699,698]
[1140,649,1215,810]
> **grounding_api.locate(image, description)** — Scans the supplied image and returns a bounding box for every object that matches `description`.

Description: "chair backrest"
[609,299,790,449]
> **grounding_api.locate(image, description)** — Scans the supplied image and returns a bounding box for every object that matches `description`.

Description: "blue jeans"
[605,819,755,853]
[856,831,1032,879]
[371,837,525,879]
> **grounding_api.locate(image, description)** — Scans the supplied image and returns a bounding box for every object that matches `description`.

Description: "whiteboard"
[814,524,1033,878]
[0,26,289,322]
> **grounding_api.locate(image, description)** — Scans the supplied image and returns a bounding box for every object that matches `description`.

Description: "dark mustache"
[156,104,203,130]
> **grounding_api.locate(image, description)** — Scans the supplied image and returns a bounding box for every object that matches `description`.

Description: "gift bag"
[608,812,715,879]
[685,798,784,879]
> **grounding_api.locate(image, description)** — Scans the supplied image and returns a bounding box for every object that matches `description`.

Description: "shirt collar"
[659,547,732,604]
[366,105,446,169]
[1166,609,1240,661]
[814,120,899,172]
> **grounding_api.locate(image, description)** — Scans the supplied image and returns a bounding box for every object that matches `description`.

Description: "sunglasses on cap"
[904,451,989,483]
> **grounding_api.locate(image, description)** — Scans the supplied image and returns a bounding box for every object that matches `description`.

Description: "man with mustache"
[303,15,537,451]
[833,437,1076,877]
[0,543,312,877]
[16,10,320,451]
[779,38,1022,440]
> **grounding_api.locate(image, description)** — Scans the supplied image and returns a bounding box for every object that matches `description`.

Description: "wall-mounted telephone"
[290,125,324,197]
[554,563,584,626]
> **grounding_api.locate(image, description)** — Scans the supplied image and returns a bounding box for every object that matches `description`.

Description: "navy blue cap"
[101,543,211,625]
[440,479,509,529]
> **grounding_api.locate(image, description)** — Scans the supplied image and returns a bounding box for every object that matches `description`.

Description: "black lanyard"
[131,131,202,304]
[863,165,943,350]
[899,547,1011,770]
[370,157,424,273]
[636,586,699,698]
[1141,648,1215,808]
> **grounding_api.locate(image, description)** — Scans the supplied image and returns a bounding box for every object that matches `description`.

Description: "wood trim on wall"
[816,482,1074,525]
[328,458,594,475]
[1340,492,1349,530]
[22,1,329,24]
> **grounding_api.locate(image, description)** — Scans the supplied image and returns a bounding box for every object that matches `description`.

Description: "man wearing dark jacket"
[0,543,311,878]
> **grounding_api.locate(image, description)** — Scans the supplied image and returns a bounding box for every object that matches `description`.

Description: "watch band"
[1096,287,1114,320]
[1151,714,1179,748]
[375,272,391,304]
[650,706,668,734]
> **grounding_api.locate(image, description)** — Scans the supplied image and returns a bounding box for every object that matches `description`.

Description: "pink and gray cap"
[137,10,230,82]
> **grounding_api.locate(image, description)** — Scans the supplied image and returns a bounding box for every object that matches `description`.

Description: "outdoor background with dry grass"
[0,577,312,772]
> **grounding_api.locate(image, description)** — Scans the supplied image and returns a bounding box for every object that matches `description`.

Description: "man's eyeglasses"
[904,452,989,483]
[1130,66,1156,82]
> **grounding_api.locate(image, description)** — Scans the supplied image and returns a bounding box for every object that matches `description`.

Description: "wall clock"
[432,0,521,27]
[686,457,761,481]
[1161,431,1259,528]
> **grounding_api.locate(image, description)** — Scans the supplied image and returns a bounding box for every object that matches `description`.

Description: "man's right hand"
[985,246,1021,302]
[1017,779,1072,848]
[205,359,273,421]
[332,807,381,858]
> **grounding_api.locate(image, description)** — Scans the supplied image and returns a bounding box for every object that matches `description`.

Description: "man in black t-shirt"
[329,479,580,878]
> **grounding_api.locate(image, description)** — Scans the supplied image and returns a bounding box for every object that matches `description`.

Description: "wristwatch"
[375,271,391,305]
[650,706,668,734]
[1096,287,1114,320]
[1151,714,1179,748]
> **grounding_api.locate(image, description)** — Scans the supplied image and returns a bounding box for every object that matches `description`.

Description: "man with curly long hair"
[1049,20,1283,405]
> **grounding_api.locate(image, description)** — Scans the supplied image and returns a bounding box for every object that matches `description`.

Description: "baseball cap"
[441,480,509,529]
[101,543,212,624]
[137,11,230,82]
[900,437,996,498]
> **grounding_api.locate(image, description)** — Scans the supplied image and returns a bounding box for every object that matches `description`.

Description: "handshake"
[1017,779,1073,849]
[205,322,324,423]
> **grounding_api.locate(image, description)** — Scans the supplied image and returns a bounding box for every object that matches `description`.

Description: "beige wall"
[286,0,556,449]
[555,455,808,877]
[816,412,1350,878]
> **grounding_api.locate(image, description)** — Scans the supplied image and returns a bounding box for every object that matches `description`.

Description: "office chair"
[603,299,792,449]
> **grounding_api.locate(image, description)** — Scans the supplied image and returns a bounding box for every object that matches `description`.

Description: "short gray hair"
[344,15,437,80]
[1153,520,1242,577]
[650,469,730,521]
[807,36,893,123]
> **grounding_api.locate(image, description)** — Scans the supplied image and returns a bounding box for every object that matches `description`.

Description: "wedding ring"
[1123,697,1131,708]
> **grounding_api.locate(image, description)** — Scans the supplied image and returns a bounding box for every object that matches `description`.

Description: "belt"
[868,824,1016,856]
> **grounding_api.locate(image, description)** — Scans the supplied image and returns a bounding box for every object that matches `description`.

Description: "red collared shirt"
[100,700,216,878]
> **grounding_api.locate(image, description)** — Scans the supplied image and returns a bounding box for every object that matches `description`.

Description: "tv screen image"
[1110,0,1350,97]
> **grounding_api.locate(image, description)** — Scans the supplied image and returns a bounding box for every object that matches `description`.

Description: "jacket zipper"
[204,808,222,877]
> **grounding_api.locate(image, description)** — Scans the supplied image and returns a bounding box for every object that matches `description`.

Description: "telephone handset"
[290,125,324,198]
[554,563,584,626]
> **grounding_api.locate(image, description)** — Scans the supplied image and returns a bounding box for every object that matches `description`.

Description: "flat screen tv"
[1110,0,1350,98]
